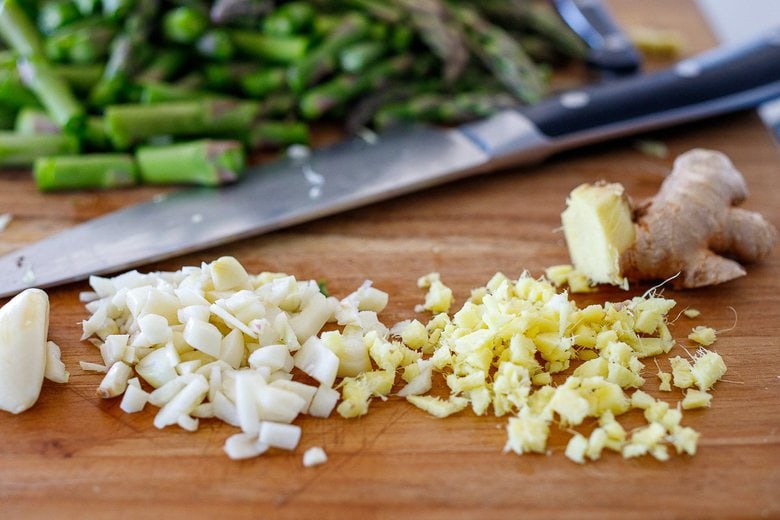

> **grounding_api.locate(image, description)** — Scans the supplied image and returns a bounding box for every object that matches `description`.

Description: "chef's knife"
[1,30,779,298]
[696,0,780,143]
[552,0,642,76]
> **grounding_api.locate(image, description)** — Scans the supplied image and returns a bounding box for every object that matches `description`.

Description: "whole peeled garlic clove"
[0,288,50,414]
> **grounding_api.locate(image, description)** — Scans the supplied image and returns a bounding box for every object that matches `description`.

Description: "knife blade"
[1,29,779,298]
[696,0,780,143]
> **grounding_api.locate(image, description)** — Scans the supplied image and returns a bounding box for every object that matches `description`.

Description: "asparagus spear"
[105,99,259,149]
[339,41,387,73]
[37,0,82,35]
[342,0,404,23]
[139,82,222,104]
[136,49,188,83]
[0,67,42,108]
[210,0,273,25]
[287,12,370,92]
[83,116,110,150]
[44,17,118,64]
[0,0,46,57]
[373,90,517,128]
[479,0,587,59]
[14,107,60,134]
[196,29,235,61]
[247,120,309,150]
[17,55,85,133]
[90,0,158,106]
[449,4,545,104]
[395,0,469,83]
[163,5,209,45]
[34,153,137,191]
[299,54,414,120]
[53,62,104,93]
[136,139,245,186]
[0,131,79,167]
[229,30,309,64]
[262,2,315,36]
[239,68,286,98]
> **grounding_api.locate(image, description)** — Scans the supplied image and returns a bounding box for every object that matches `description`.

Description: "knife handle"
[525,30,780,146]
[553,0,642,74]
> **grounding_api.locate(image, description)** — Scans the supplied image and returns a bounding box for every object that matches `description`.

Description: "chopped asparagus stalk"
[14,107,60,134]
[34,153,137,191]
[105,99,259,149]
[17,56,85,133]
[248,120,309,150]
[0,0,46,57]
[135,139,245,186]
[0,132,79,167]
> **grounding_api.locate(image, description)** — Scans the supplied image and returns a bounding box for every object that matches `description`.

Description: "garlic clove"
[0,288,50,414]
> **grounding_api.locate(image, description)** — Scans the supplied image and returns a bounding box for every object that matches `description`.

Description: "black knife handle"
[523,30,780,143]
[553,0,642,74]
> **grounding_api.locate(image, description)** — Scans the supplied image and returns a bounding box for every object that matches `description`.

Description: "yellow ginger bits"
[682,389,713,410]
[388,270,722,463]
[399,319,428,350]
[657,370,673,392]
[670,426,700,455]
[544,264,594,293]
[691,348,727,391]
[683,308,701,318]
[689,326,717,346]
[565,433,589,464]
[670,356,695,389]
[623,422,666,459]
[406,395,468,418]
[504,408,550,455]
[416,272,453,313]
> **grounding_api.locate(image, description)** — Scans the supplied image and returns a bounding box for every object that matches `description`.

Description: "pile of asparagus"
[0,0,586,191]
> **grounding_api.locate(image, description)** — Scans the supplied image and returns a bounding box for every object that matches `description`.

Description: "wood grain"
[1,2,779,518]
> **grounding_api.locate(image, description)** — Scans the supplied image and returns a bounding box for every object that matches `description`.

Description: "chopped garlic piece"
[44,341,69,384]
[302,446,328,467]
[224,432,269,460]
[683,308,701,318]
[0,213,12,231]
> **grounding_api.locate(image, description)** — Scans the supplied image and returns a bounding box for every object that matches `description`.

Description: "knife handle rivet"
[560,91,590,109]
[675,60,702,78]
[603,33,629,51]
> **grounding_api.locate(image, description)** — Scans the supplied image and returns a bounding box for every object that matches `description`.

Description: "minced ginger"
[385,271,729,463]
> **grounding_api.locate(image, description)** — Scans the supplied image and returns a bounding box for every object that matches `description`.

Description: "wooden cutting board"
[1,2,778,518]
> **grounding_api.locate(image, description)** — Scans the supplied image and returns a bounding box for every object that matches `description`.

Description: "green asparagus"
[248,120,309,150]
[0,0,46,57]
[0,131,78,167]
[14,107,60,134]
[37,0,82,35]
[287,12,370,92]
[0,0,584,192]
[105,99,259,149]
[450,4,545,103]
[136,139,245,186]
[33,153,137,190]
[17,55,85,133]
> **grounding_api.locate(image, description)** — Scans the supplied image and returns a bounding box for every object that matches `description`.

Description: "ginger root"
[562,149,777,288]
